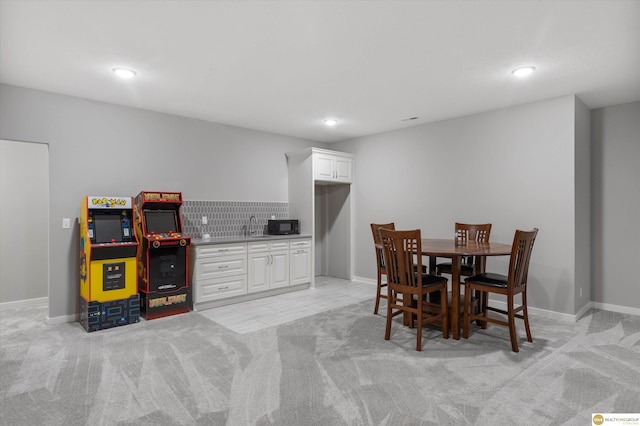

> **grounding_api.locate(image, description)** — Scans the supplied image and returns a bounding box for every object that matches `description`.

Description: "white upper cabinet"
[286,147,355,287]
[313,150,353,184]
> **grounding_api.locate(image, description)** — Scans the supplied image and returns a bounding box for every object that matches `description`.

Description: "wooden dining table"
[421,238,513,340]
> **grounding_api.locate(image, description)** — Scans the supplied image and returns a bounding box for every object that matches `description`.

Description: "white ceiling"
[1,0,639,143]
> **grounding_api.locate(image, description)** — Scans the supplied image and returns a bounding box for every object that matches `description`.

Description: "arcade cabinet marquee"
[134,191,191,319]
[79,196,140,332]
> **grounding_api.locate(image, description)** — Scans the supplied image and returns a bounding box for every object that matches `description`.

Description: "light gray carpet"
[1,300,639,425]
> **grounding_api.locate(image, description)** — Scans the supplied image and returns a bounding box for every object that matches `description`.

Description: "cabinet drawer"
[289,239,311,249]
[196,254,247,279]
[195,275,247,302]
[248,240,289,253]
[248,241,269,253]
[270,241,289,251]
[196,243,247,258]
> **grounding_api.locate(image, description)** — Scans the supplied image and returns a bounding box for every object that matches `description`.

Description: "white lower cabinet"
[191,238,311,306]
[248,240,290,292]
[190,243,248,302]
[289,239,311,285]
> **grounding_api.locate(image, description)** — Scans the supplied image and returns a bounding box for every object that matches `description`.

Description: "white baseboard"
[484,300,640,322]
[591,301,640,317]
[489,300,576,323]
[0,296,47,310]
[0,296,78,324]
[575,302,592,321]
[352,276,377,286]
[352,277,640,321]
[5,289,639,326]
[47,313,78,325]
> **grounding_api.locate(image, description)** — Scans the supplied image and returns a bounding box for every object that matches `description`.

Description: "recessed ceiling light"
[511,66,536,77]
[323,119,338,126]
[112,67,137,79]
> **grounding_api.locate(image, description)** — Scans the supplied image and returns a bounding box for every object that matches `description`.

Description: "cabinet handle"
[296,250,305,254]
[218,286,229,290]
[218,265,229,269]
[218,249,229,252]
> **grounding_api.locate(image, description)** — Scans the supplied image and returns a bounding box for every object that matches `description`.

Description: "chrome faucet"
[247,215,257,236]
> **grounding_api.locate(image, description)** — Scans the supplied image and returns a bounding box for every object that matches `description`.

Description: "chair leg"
[479,291,488,329]
[473,289,484,327]
[374,271,382,314]
[416,297,423,351]
[508,294,519,352]
[440,287,449,339]
[522,290,533,342]
[408,295,415,329]
[384,297,392,341]
[463,284,471,339]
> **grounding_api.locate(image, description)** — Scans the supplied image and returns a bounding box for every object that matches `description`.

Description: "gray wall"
[0,140,49,303]
[0,84,323,319]
[574,97,592,314]
[1,82,638,318]
[591,102,640,310]
[335,96,580,316]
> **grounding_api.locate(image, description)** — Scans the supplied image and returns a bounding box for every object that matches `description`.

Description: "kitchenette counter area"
[189,234,312,311]
[191,233,311,246]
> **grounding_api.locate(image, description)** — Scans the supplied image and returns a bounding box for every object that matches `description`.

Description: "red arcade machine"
[134,191,191,319]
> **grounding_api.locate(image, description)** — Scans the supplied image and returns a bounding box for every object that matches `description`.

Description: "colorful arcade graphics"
[79,196,140,332]
[134,191,192,319]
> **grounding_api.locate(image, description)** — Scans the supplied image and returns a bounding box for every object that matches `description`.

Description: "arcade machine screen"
[94,215,124,243]
[144,210,178,234]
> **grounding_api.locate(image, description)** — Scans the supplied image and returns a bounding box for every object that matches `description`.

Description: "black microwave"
[267,219,299,235]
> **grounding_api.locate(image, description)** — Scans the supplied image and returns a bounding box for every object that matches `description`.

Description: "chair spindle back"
[507,228,538,292]
[380,229,422,289]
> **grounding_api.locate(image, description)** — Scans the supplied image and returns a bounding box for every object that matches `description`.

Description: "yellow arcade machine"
[79,196,140,332]
[134,191,191,319]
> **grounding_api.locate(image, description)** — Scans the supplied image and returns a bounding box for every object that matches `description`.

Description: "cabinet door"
[334,156,352,183]
[314,154,335,181]
[248,252,269,292]
[270,250,290,289]
[290,248,311,285]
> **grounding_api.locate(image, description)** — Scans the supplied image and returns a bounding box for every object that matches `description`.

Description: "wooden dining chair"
[436,223,492,278]
[435,223,492,323]
[370,223,395,314]
[462,228,538,352]
[380,228,449,351]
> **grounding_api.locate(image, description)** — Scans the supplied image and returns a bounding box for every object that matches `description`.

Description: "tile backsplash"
[181,200,289,238]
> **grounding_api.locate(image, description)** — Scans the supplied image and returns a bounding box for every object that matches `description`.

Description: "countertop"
[191,234,311,246]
